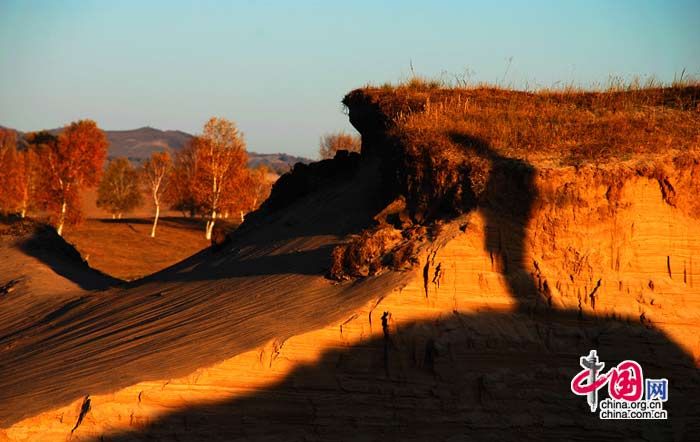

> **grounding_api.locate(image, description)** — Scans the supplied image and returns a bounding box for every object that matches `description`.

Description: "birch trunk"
[150,203,160,238]
[205,210,217,240]
[56,199,67,236]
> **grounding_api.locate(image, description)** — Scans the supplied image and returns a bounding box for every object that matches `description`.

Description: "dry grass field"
[62,217,211,281]
[348,78,700,162]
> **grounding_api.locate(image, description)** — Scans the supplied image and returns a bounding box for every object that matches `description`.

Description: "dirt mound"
[0,216,40,237]
[18,223,88,265]
[344,84,700,219]
[263,150,361,210]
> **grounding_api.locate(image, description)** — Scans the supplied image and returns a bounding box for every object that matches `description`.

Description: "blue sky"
[1,0,698,158]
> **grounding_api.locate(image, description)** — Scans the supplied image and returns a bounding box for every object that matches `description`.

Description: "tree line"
[0,117,270,239]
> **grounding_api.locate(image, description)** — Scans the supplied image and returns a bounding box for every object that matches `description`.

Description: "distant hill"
[247,152,314,174]
[102,127,193,160]
[2,125,312,175]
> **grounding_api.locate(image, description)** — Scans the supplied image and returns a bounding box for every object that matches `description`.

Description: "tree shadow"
[17,224,122,290]
[96,218,154,226]
[96,217,209,232]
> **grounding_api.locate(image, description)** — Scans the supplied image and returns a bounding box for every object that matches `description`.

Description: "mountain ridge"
[1,125,313,174]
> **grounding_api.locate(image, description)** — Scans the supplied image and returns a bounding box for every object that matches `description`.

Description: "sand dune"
[0,160,415,428]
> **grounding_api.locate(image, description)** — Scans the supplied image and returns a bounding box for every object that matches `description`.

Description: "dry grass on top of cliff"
[342,78,700,222]
[346,78,700,164]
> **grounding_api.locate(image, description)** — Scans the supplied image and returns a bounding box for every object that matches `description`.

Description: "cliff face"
[2,86,699,441]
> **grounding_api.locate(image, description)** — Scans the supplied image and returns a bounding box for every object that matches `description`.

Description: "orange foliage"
[0,129,24,215]
[198,118,248,239]
[27,121,108,235]
[18,147,41,217]
[166,141,201,216]
[220,165,272,222]
[166,118,273,236]
[167,118,248,239]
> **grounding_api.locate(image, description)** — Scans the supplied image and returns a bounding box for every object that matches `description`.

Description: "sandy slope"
[0,160,416,428]
[3,170,699,441]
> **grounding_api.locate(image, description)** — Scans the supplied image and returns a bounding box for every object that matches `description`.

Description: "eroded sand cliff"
[2,85,699,441]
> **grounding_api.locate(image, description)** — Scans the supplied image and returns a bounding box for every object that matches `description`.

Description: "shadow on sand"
[98,312,699,442]
[17,224,121,290]
[96,217,208,231]
[96,139,699,441]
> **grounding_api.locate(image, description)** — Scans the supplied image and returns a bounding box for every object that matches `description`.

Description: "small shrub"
[329,227,404,280]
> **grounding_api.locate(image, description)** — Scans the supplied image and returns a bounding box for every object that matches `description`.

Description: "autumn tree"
[30,121,108,235]
[97,157,143,219]
[318,131,361,159]
[166,118,253,238]
[0,129,23,215]
[141,151,172,237]
[220,165,271,222]
[17,147,41,218]
[167,141,201,217]
[24,132,57,217]
[197,118,248,240]
[0,127,16,150]
[241,165,272,217]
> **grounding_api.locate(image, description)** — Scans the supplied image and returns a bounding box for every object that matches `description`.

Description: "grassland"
[63,218,210,280]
